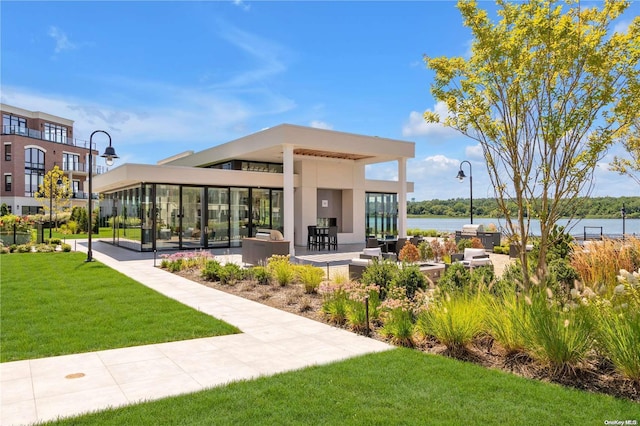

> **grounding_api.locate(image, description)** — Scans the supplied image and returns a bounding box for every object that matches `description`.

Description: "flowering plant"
[0,215,34,233]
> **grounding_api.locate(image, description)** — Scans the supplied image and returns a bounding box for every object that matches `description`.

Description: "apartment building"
[0,103,100,215]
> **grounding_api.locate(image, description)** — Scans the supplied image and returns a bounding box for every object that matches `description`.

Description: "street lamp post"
[621,203,626,240]
[49,166,63,239]
[456,160,473,224]
[86,130,118,262]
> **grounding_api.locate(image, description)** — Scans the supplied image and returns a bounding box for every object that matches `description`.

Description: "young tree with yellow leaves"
[424,0,640,288]
[35,165,72,234]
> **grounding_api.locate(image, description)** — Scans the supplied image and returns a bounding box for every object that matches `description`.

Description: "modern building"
[0,104,102,215]
[94,124,415,254]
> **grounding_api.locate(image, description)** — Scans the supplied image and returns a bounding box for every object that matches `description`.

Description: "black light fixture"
[87,130,118,262]
[456,160,473,224]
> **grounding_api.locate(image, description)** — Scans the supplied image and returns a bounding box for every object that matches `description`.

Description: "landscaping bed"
[173,264,640,403]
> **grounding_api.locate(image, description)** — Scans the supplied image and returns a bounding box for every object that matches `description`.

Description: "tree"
[610,118,640,186]
[35,165,72,232]
[424,0,640,287]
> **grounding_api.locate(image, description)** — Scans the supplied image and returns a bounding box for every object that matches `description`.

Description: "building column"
[283,144,295,255]
[398,157,407,238]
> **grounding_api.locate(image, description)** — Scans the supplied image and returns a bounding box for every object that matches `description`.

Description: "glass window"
[4,174,12,192]
[62,153,80,171]
[3,114,26,134]
[43,123,68,143]
[4,143,11,161]
[24,147,45,197]
[366,192,398,238]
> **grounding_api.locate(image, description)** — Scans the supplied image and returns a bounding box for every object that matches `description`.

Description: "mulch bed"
[175,268,639,403]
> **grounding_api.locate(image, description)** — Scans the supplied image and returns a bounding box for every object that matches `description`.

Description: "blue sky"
[1,0,638,201]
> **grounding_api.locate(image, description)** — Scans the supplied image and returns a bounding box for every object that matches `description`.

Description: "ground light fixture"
[456,160,473,224]
[87,130,118,262]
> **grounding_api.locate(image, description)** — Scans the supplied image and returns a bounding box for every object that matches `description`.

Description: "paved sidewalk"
[1,242,392,426]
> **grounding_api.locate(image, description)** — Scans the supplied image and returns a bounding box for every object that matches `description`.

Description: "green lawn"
[0,252,240,362]
[43,348,638,425]
[34,227,129,240]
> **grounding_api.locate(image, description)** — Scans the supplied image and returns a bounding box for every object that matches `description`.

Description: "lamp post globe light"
[456,160,473,224]
[87,130,118,262]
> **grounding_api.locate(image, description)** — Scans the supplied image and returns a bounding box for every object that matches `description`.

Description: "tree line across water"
[407,196,640,219]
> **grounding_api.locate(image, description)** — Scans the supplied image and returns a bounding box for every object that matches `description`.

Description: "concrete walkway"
[1,242,392,426]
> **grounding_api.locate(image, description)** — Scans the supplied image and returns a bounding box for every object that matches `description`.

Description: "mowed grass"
[0,252,239,362]
[43,348,638,425]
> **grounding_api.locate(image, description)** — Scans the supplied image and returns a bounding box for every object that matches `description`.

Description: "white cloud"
[614,20,631,34]
[48,26,77,53]
[465,143,483,160]
[402,102,459,140]
[309,120,333,130]
[232,0,251,11]
[0,82,295,163]
[213,24,288,89]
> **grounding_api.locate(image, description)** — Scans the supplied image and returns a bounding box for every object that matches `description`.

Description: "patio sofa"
[348,248,444,283]
[453,248,493,268]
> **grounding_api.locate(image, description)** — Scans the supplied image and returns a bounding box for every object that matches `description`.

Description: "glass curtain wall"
[103,184,284,251]
[252,188,271,232]
[271,189,283,233]
[141,184,153,251]
[156,184,181,250]
[230,188,250,247]
[207,187,229,248]
[365,192,398,238]
[181,186,204,249]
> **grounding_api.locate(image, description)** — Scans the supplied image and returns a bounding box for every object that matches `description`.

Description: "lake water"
[407,217,640,237]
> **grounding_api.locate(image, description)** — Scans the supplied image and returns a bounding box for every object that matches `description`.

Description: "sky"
[1,0,638,201]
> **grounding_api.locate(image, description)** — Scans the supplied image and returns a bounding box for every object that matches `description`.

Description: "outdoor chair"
[327,226,338,250]
[307,225,318,250]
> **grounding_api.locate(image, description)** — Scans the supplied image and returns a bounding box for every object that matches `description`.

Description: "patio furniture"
[327,226,338,250]
[455,248,492,268]
[307,225,318,250]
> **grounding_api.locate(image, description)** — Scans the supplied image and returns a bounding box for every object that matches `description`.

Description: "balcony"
[2,125,91,150]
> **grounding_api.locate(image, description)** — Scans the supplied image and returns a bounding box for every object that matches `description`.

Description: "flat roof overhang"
[161,124,415,168]
[93,163,291,193]
[93,163,414,194]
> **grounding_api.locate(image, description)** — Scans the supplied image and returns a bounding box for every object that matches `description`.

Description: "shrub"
[218,263,244,285]
[522,295,593,376]
[361,258,399,299]
[251,266,272,285]
[438,262,471,294]
[320,282,348,325]
[168,258,183,272]
[61,243,71,252]
[457,238,473,252]
[392,263,427,300]
[296,264,325,294]
[35,244,55,253]
[591,307,640,382]
[417,241,433,261]
[470,265,496,294]
[201,260,223,281]
[571,238,640,295]
[415,292,487,355]
[485,292,528,356]
[398,242,420,263]
[16,244,31,253]
[344,282,381,333]
[380,286,415,347]
[269,255,295,286]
